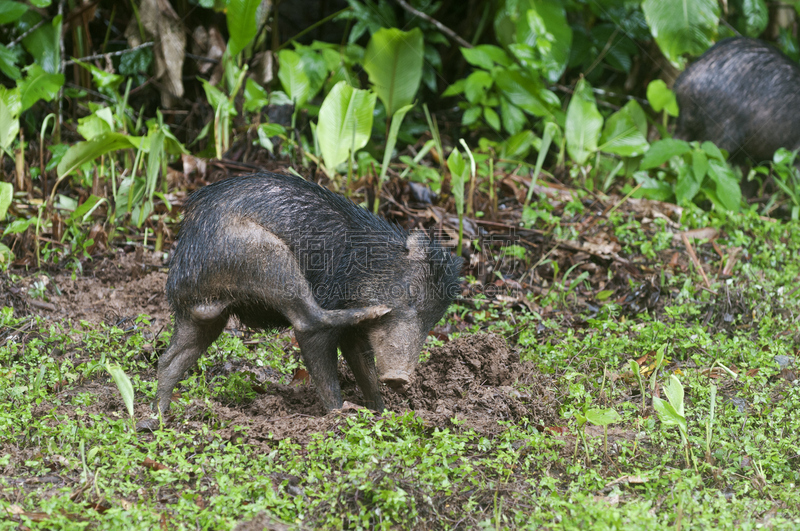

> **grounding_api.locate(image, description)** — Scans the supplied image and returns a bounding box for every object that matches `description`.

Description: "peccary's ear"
[405,231,428,261]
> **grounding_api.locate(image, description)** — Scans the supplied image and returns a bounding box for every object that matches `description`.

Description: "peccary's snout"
[380,370,411,391]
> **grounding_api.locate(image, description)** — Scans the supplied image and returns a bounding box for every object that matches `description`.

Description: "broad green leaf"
[461,44,511,69]
[77,107,114,140]
[646,79,679,117]
[57,132,137,178]
[277,49,311,109]
[642,0,719,68]
[243,78,269,113]
[106,363,135,418]
[464,70,493,104]
[499,97,526,136]
[363,27,424,117]
[598,101,649,157]
[378,103,414,185]
[640,139,692,170]
[226,0,259,57]
[565,79,602,165]
[0,44,21,80]
[18,63,64,112]
[707,159,741,212]
[740,0,768,37]
[442,79,466,97]
[652,396,687,433]
[22,15,61,74]
[0,182,12,219]
[463,106,482,126]
[692,149,708,181]
[494,0,572,83]
[494,69,554,117]
[199,78,236,115]
[701,141,726,161]
[585,408,622,426]
[316,81,376,171]
[0,96,19,150]
[3,218,35,236]
[596,290,613,301]
[484,106,501,131]
[675,162,702,204]
[633,171,673,201]
[74,59,124,94]
[663,375,685,417]
[0,0,28,24]
[28,0,51,7]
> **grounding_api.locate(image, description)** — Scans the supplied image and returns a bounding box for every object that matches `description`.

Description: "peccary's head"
[368,231,462,389]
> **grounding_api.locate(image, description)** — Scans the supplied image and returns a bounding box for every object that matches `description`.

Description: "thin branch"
[393,0,472,49]
[63,42,155,66]
[9,18,47,48]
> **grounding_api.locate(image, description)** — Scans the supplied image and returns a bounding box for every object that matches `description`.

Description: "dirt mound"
[200,333,560,446]
[380,333,557,431]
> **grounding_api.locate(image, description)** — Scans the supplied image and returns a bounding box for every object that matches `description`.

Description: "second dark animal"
[673,37,800,164]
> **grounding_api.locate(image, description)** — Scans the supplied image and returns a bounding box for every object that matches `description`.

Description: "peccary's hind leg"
[155,307,227,416]
[340,333,384,412]
[294,328,343,411]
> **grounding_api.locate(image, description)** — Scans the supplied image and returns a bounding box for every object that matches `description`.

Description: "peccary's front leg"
[340,333,384,412]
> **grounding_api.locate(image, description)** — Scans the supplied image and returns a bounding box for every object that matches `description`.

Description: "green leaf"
[646,79,679,117]
[464,70,493,104]
[447,148,468,216]
[442,79,466,97]
[596,290,613,301]
[199,78,236,116]
[585,408,622,426]
[0,44,21,80]
[277,49,311,109]
[642,0,719,68]
[0,182,12,219]
[74,59,124,94]
[22,15,61,74]
[0,96,19,150]
[633,171,673,201]
[3,218,35,236]
[494,0,572,83]
[707,160,741,212]
[740,0,768,37]
[378,103,414,187]
[77,107,114,140]
[57,132,138,178]
[652,396,687,432]
[484,106,501,131]
[499,97,526,136]
[243,78,269,113]
[640,139,692,170]
[598,101,649,157]
[105,363,135,419]
[663,374,685,418]
[692,149,708,181]
[17,63,64,112]
[0,0,28,24]
[494,69,554,117]
[363,27,424,117]
[462,106,482,126]
[675,162,702,204]
[316,81,376,171]
[565,78,602,165]
[226,0,260,57]
[701,141,726,161]
[461,44,511,69]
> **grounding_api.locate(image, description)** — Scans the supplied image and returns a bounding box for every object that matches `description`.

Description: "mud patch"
[198,333,561,447]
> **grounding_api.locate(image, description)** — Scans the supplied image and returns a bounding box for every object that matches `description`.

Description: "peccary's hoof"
[136,417,161,432]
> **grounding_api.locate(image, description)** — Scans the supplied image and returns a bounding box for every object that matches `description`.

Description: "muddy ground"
[6,250,563,447]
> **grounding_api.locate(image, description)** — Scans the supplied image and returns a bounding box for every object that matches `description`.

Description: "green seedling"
[585,407,622,459]
[705,384,717,464]
[652,374,695,470]
[106,362,135,421]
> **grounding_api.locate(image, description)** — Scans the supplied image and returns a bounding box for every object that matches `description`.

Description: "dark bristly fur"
[154,172,463,418]
[674,37,800,164]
